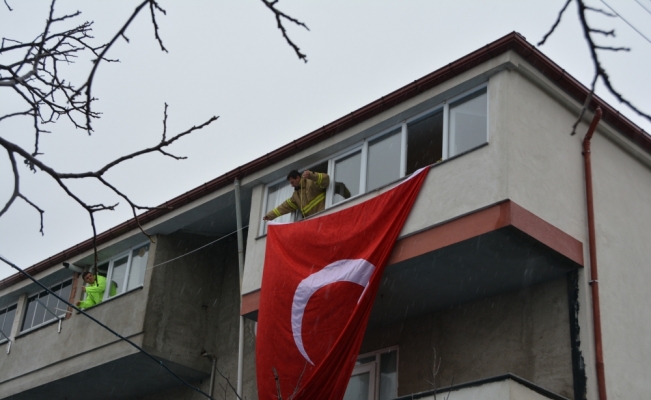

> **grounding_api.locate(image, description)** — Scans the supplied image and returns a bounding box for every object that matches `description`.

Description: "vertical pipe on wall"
[582,107,607,400]
[201,352,216,398]
[210,357,216,398]
[234,179,245,399]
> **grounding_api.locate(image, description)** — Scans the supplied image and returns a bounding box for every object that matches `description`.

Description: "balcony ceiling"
[7,353,209,400]
[368,226,581,328]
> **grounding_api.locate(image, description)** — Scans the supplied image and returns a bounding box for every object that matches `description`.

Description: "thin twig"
[540,0,651,134]
[260,0,309,62]
[538,0,572,46]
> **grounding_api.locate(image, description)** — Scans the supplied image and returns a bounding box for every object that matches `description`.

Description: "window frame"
[95,241,150,302]
[347,346,400,400]
[0,302,18,344]
[345,362,377,400]
[260,83,488,234]
[20,277,73,334]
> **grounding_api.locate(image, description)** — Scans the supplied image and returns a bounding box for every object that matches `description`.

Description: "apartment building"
[1,32,649,400]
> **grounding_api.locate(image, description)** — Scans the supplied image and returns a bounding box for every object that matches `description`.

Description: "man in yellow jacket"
[263,170,330,221]
[76,271,117,309]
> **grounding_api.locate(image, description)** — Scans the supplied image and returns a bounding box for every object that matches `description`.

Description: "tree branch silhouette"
[539,0,651,135]
[1,0,307,268]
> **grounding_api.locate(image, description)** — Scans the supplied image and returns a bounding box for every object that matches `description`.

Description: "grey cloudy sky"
[1,0,650,280]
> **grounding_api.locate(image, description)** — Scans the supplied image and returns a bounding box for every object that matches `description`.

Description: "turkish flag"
[256,168,429,400]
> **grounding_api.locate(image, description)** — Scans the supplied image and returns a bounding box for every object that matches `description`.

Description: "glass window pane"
[333,150,362,205]
[44,284,60,319]
[97,262,109,276]
[449,88,487,156]
[379,350,398,400]
[407,109,443,174]
[343,371,370,400]
[109,256,129,297]
[32,292,48,326]
[1,305,16,338]
[21,297,37,331]
[57,280,72,317]
[367,129,402,192]
[127,244,149,291]
[264,180,295,230]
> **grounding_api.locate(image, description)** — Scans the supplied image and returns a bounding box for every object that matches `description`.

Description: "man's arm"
[84,276,106,294]
[263,197,299,221]
[303,170,329,190]
[77,293,96,309]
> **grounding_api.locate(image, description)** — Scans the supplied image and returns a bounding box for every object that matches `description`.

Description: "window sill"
[16,316,63,338]
[76,284,144,313]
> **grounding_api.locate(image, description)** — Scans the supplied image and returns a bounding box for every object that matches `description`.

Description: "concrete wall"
[360,277,574,399]
[0,240,157,398]
[589,117,651,399]
[494,55,651,399]
[140,232,257,400]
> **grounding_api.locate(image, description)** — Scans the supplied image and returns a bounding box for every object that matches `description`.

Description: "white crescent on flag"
[291,259,376,365]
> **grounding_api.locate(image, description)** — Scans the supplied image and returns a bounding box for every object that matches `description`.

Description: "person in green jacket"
[76,271,116,309]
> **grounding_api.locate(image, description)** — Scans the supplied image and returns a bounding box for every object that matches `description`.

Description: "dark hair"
[286,170,301,180]
[81,271,93,280]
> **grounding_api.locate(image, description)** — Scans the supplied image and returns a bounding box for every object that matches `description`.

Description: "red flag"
[256,168,429,400]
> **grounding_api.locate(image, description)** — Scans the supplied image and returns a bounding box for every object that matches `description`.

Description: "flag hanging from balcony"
[256,167,429,400]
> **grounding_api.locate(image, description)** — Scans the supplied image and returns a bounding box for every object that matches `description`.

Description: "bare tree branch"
[261,0,309,63]
[585,5,615,17]
[538,0,571,46]
[73,0,168,132]
[1,148,44,234]
[214,364,243,400]
[1,0,308,271]
[539,0,651,134]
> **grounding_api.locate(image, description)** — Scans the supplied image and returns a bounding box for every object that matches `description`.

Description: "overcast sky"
[1,0,650,280]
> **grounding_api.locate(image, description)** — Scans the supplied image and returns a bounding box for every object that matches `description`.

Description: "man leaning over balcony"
[76,271,116,309]
[263,169,330,222]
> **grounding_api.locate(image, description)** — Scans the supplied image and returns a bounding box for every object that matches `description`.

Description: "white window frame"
[261,83,488,233]
[0,302,18,344]
[348,346,399,400]
[98,241,150,301]
[20,277,73,333]
[346,362,377,400]
[327,144,365,208]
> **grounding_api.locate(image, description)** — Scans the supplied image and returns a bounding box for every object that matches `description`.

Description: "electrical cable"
[600,0,651,45]
[0,254,215,400]
[634,0,651,16]
[147,224,249,270]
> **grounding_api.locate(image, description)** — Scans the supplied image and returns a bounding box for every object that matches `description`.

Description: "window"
[93,243,150,301]
[0,303,17,342]
[333,149,363,205]
[261,85,488,233]
[21,279,72,332]
[448,87,487,156]
[367,128,402,192]
[344,347,398,400]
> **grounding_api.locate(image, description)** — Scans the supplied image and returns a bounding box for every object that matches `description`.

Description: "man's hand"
[302,170,311,179]
[76,301,81,307]
[263,216,271,221]
[81,287,86,293]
